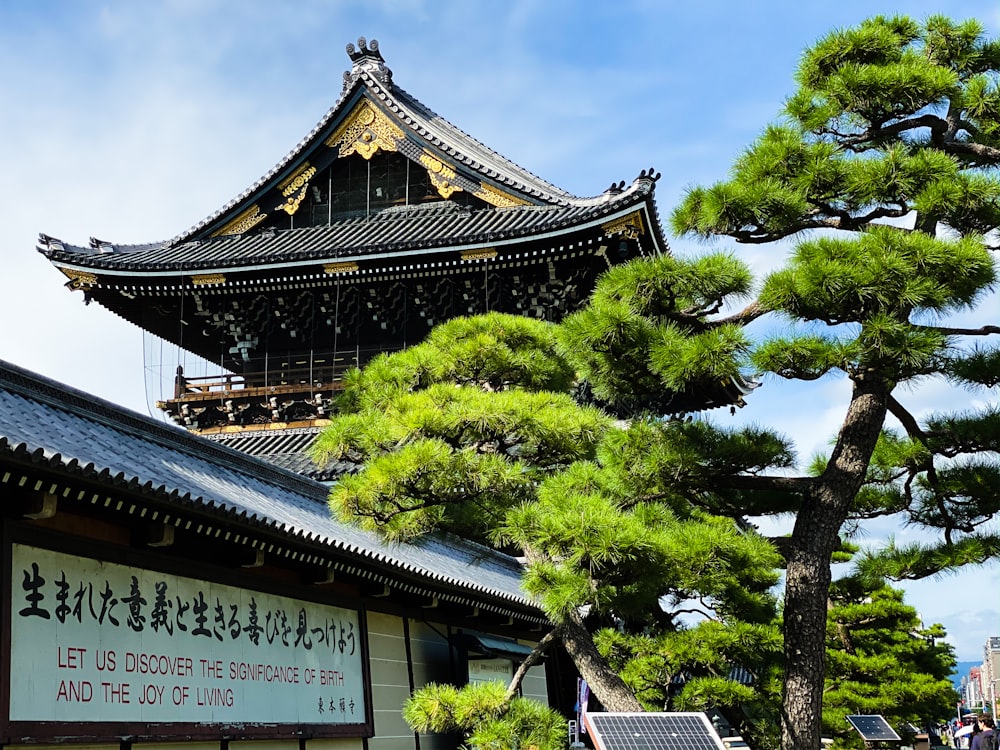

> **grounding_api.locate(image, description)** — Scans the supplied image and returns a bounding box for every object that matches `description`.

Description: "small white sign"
[468,658,513,685]
[9,544,365,725]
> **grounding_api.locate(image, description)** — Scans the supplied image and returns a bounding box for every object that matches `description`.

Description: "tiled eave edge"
[0,363,542,621]
[0,437,543,623]
[0,361,321,495]
[42,196,662,279]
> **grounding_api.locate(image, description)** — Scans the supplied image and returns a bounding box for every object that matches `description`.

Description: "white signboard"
[468,658,513,685]
[9,544,366,725]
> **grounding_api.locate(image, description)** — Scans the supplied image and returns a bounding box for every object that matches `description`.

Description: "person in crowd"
[963,721,980,750]
[970,717,994,750]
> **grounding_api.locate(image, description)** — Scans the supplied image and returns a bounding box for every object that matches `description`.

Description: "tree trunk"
[559,609,644,712]
[505,629,559,703]
[780,376,889,750]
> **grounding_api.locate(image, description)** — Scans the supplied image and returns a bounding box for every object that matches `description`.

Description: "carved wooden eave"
[602,210,646,240]
[325,99,405,160]
[36,192,667,377]
[59,268,98,290]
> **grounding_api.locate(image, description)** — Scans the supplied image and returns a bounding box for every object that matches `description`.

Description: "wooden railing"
[168,347,404,403]
[173,366,350,401]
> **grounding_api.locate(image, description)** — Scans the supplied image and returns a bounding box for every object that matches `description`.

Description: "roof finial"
[343,37,392,91]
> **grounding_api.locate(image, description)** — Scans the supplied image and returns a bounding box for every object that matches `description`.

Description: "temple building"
[38,38,670,479]
[15,37,756,750]
[0,358,560,750]
[18,38,672,748]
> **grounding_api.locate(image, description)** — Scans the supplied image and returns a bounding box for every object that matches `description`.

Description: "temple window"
[292,152,487,228]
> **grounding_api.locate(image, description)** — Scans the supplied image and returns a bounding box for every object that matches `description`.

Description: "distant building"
[961,639,1000,716]
[966,667,984,708]
[982,636,1000,714]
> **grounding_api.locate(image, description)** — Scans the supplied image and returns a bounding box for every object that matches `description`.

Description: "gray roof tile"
[0,360,536,611]
[201,427,351,482]
[40,187,659,275]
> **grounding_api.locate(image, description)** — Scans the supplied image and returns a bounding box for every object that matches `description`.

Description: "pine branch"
[844,113,949,147]
[856,535,1000,580]
[672,605,717,620]
[943,99,972,141]
[727,218,843,243]
[828,596,856,655]
[504,628,559,703]
[712,300,768,327]
[726,205,913,244]
[918,324,1000,336]
[716,474,814,494]
[884,397,965,540]
[886,395,928,445]
[942,140,1000,164]
[835,110,989,157]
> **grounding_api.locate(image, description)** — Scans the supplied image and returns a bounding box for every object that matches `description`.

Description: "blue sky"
[1,1,998,662]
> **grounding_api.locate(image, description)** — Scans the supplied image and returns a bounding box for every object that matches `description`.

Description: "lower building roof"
[200,426,349,482]
[0,359,538,616]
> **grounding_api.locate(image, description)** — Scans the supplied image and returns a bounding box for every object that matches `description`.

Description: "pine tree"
[314,312,787,740]
[823,573,958,748]
[659,14,1000,750]
[314,313,608,546]
[316,15,1000,750]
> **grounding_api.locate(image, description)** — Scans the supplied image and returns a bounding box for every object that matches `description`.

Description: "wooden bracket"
[133,522,175,548]
[23,493,57,520]
[240,549,265,568]
[304,567,336,585]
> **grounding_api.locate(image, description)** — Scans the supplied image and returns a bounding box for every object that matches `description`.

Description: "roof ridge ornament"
[343,37,392,92]
[635,167,662,185]
[89,237,115,254]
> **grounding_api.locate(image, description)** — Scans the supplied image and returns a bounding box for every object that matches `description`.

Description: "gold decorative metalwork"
[275,186,308,216]
[420,151,462,199]
[211,205,267,237]
[278,163,317,197]
[473,182,529,208]
[430,171,460,198]
[602,211,646,240]
[324,261,360,274]
[191,273,227,286]
[460,248,497,261]
[62,269,98,289]
[325,99,404,160]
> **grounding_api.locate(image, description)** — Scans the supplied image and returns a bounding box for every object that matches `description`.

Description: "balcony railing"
[172,365,348,401]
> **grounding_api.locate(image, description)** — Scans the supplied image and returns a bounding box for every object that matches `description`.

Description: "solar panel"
[846,715,901,742]
[584,712,726,750]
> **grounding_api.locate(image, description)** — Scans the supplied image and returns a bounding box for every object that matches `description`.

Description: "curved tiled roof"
[0,359,536,612]
[164,39,602,248]
[201,427,350,482]
[38,38,670,281]
[39,183,660,275]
